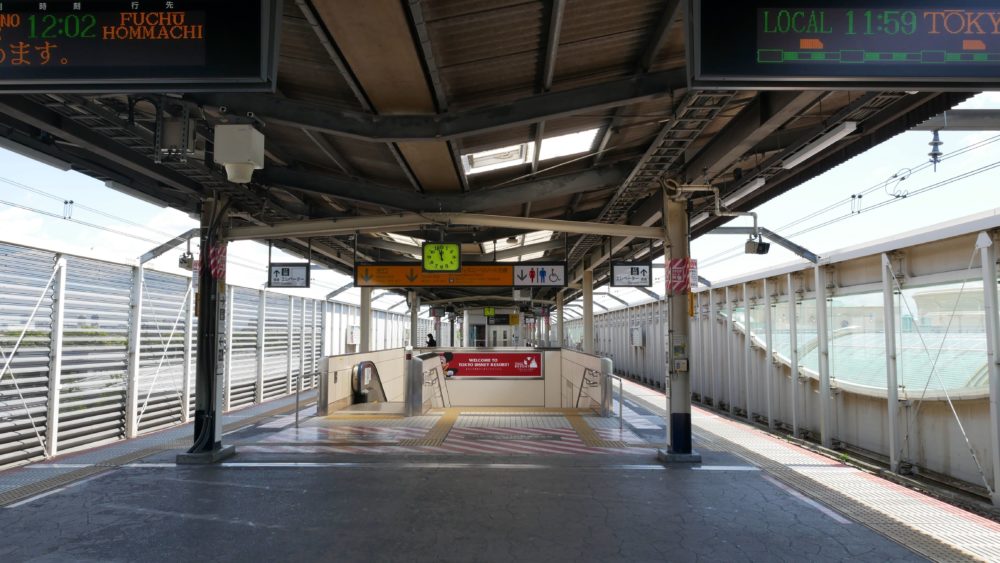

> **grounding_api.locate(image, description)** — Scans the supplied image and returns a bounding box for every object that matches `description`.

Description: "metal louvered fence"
[0,242,327,469]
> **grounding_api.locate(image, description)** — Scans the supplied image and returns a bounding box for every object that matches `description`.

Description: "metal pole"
[182,276,194,422]
[126,263,144,438]
[882,253,900,473]
[45,257,67,457]
[286,297,294,394]
[725,286,734,414]
[661,194,696,460]
[708,289,716,407]
[223,285,234,411]
[815,265,833,448]
[409,291,419,347]
[360,287,372,353]
[743,282,752,421]
[256,288,266,404]
[976,231,1000,505]
[787,273,799,437]
[584,270,594,354]
[764,277,775,430]
[619,376,623,434]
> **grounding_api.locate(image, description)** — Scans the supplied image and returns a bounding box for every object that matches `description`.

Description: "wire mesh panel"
[136,270,190,434]
[0,244,55,467]
[229,287,260,408]
[262,293,289,399]
[59,256,130,453]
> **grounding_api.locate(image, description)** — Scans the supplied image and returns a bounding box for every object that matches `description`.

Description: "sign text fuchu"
[102,11,204,40]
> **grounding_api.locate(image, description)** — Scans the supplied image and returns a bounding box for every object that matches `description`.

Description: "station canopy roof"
[0,0,972,309]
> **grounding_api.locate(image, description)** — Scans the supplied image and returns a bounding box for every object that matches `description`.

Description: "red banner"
[667,258,693,295]
[438,352,542,378]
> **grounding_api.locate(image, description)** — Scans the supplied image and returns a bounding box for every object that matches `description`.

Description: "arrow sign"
[610,262,652,287]
[513,263,566,287]
[516,271,527,281]
[362,268,373,283]
[406,269,418,282]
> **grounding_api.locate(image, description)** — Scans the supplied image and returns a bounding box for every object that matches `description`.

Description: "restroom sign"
[611,262,652,287]
[513,263,566,287]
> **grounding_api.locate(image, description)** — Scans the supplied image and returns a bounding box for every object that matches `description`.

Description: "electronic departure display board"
[689,0,1000,90]
[0,1,280,92]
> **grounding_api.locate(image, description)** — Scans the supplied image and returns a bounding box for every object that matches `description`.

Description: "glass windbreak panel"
[828,293,886,390]
[748,300,765,346]
[732,306,746,336]
[772,299,791,363]
[897,281,987,396]
[797,299,819,373]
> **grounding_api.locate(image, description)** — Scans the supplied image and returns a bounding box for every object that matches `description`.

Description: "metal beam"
[188,70,685,143]
[227,212,665,242]
[636,287,661,300]
[326,281,354,300]
[708,226,820,263]
[259,163,630,213]
[139,228,200,264]
[0,96,202,195]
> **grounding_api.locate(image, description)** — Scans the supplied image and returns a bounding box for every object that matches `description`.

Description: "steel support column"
[360,287,372,353]
[725,286,734,414]
[126,264,143,439]
[556,291,565,347]
[182,276,194,421]
[409,291,419,348]
[882,253,901,473]
[299,298,307,390]
[815,265,833,448]
[743,282,752,421]
[583,270,594,354]
[45,256,66,457]
[180,197,233,461]
[764,277,775,430]
[286,298,294,394]
[788,273,799,437]
[255,289,266,404]
[663,195,696,459]
[977,231,1000,505]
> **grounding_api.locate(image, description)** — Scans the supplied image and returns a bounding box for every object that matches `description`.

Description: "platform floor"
[0,383,998,561]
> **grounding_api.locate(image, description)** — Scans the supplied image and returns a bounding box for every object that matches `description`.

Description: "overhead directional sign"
[512,263,566,287]
[0,0,280,92]
[268,263,310,288]
[483,306,496,317]
[355,263,513,287]
[611,263,652,287]
[690,0,1000,90]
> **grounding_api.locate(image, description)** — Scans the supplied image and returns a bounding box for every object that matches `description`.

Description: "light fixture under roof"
[723,177,766,207]
[781,121,857,170]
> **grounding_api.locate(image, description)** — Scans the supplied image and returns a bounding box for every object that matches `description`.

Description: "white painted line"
[692,465,760,471]
[26,464,94,469]
[761,474,852,524]
[6,472,111,508]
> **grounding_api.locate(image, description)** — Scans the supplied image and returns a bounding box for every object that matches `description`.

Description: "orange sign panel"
[355,264,514,287]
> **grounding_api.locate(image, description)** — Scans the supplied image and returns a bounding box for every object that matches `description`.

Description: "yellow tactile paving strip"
[399,408,460,446]
[324,414,404,421]
[566,415,627,448]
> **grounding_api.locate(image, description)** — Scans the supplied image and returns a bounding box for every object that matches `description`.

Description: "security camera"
[745,237,770,255]
[178,251,194,270]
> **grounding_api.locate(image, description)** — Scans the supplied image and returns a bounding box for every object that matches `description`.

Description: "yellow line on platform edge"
[399,408,459,447]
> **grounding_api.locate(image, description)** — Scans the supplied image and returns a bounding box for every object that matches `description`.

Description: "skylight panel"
[462,143,534,175]
[538,128,600,161]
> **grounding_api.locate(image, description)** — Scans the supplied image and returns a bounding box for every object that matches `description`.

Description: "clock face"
[422,243,461,272]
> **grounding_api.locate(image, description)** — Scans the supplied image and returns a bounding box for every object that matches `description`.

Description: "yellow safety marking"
[566,415,627,448]
[399,408,459,447]
[429,407,591,415]
[323,414,403,421]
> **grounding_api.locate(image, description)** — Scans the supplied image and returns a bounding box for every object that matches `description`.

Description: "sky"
[1,92,999,316]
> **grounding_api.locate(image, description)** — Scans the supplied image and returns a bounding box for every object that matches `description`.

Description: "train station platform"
[2,380,1000,561]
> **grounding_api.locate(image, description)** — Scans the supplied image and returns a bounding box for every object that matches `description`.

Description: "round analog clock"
[422,242,461,272]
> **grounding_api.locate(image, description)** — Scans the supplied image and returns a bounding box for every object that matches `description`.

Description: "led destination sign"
[690,1,1000,89]
[0,1,279,92]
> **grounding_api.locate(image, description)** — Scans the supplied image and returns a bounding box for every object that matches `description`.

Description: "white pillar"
[286,297,294,394]
[45,257,67,457]
[584,269,594,354]
[409,291,419,348]
[976,231,1000,505]
[764,277,775,430]
[882,253,901,473]
[462,307,471,347]
[360,287,372,353]
[787,273,799,437]
[126,264,143,438]
[556,291,565,347]
[255,289,266,404]
[182,277,195,421]
[223,285,234,411]
[725,286,734,414]
[743,282,752,421]
[299,298,307,390]
[708,289,717,407]
[815,265,833,448]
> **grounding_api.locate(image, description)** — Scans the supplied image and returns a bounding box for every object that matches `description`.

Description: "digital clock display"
[691,0,1000,89]
[0,1,279,92]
